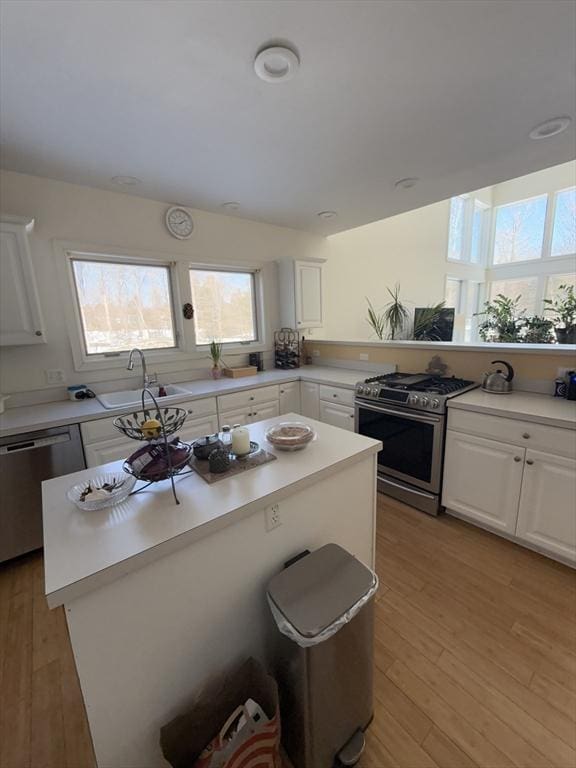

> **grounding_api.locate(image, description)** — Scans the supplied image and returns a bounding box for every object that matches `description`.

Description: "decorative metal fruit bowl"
[123,440,192,482]
[67,473,137,511]
[113,407,187,441]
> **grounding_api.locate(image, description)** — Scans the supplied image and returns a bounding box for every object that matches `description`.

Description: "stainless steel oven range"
[354,373,478,515]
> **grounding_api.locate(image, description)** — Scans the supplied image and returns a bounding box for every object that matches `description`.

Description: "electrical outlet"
[359,353,369,361]
[265,503,282,531]
[44,369,66,385]
[312,349,320,358]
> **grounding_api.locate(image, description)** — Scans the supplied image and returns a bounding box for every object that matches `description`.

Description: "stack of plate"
[265,422,316,452]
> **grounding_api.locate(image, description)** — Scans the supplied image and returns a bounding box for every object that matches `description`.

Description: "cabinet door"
[84,437,136,468]
[219,408,251,429]
[250,400,280,423]
[442,431,524,534]
[300,381,320,420]
[279,382,301,415]
[179,415,219,444]
[319,401,355,432]
[516,450,576,563]
[0,223,46,345]
[295,261,322,329]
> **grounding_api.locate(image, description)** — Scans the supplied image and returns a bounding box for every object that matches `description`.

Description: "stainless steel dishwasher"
[0,425,86,563]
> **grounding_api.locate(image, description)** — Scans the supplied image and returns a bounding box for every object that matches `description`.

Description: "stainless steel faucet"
[127,348,154,389]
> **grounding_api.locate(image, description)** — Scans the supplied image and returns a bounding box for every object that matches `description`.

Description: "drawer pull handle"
[187,410,194,414]
[249,396,255,401]
[522,433,530,439]
[526,459,534,465]
[333,394,338,398]
[513,456,522,462]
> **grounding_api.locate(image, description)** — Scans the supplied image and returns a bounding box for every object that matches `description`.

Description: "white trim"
[309,338,576,355]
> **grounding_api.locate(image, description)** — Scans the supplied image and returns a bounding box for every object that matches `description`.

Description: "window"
[71,258,176,355]
[447,196,466,261]
[492,195,548,265]
[445,278,463,313]
[189,268,258,345]
[470,201,488,264]
[551,188,576,257]
[546,273,576,302]
[488,277,538,315]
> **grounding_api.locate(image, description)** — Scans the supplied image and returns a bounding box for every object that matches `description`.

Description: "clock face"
[165,207,194,239]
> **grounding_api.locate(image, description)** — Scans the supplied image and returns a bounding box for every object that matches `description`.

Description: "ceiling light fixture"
[254,45,299,83]
[394,177,419,190]
[317,210,337,220]
[221,201,240,211]
[111,175,141,186]
[529,116,572,140]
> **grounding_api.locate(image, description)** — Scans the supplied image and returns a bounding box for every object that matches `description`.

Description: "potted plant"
[366,298,386,340]
[366,284,409,341]
[209,340,223,379]
[543,284,576,344]
[412,301,450,341]
[475,294,526,343]
[522,316,555,344]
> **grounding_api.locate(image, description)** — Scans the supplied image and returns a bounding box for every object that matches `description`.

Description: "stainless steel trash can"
[267,543,377,768]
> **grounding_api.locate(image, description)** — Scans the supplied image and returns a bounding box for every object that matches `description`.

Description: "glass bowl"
[265,422,316,451]
[67,473,137,511]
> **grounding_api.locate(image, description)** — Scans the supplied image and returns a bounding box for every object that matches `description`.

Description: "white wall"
[0,171,329,398]
[322,161,576,341]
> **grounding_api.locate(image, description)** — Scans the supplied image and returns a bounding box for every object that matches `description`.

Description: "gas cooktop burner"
[356,372,478,413]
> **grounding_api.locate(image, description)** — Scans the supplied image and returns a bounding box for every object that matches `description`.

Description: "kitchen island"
[42,414,381,768]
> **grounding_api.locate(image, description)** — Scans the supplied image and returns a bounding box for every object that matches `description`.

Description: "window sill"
[311,339,576,355]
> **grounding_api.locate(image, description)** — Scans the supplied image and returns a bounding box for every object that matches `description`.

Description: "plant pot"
[211,364,222,379]
[555,327,576,345]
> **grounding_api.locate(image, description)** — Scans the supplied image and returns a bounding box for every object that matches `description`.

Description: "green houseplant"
[366,285,409,340]
[412,301,448,341]
[543,284,576,344]
[522,315,555,344]
[209,340,223,379]
[366,298,386,340]
[475,294,526,343]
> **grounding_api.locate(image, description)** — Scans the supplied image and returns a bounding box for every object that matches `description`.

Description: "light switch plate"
[44,369,66,385]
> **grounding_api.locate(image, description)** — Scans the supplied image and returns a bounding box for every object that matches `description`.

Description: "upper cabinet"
[0,216,46,345]
[279,259,324,330]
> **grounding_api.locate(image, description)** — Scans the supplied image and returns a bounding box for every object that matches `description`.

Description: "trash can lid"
[267,543,375,638]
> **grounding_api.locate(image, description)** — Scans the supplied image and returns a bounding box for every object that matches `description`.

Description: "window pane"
[190,269,257,344]
[551,188,576,257]
[546,273,576,302]
[445,278,462,311]
[493,196,547,264]
[489,277,538,314]
[447,196,465,261]
[470,203,486,264]
[72,260,175,355]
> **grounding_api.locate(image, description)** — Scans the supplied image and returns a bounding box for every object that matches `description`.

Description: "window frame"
[446,194,489,265]
[189,263,264,349]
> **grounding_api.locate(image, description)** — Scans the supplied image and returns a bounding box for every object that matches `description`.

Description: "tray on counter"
[189,448,277,484]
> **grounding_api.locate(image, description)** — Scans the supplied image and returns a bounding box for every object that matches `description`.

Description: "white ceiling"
[1,0,575,234]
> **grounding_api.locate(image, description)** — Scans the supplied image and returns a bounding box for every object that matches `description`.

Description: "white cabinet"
[443,411,576,565]
[178,415,219,443]
[279,382,301,415]
[219,401,280,429]
[442,431,525,534]
[279,259,324,330]
[217,385,279,414]
[250,400,280,422]
[0,217,46,345]
[300,381,320,420]
[319,400,355,432]
[84,437,135,468]
[516,450,576,563]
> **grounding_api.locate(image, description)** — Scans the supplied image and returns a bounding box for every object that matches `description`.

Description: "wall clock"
[165,206,194,240]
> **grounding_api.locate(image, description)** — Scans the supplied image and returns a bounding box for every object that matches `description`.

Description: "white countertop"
[0,366,367,438]
[42,414,382,608]
[449,389,576,430]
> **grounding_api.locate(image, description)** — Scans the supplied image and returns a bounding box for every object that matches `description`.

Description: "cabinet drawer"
[217,385,279,412]
[447,409,576,459]
[319,400,355,431]
[319,384,355,407]
[81,397,217,445]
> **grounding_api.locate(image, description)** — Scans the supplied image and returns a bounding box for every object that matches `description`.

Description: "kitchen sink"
[96,385,190,410]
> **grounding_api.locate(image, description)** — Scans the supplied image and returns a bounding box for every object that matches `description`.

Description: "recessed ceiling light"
[221,201,240,211]
[111,175,141,186]
[317,210,337,219]
[529,116,572,140]
[394,177,419,190]
[254,45,299,83]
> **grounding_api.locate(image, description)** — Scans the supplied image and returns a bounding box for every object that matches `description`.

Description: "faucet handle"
[147,372,159,386]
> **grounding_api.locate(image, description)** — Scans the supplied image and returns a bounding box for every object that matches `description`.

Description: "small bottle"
[220,425,231,451]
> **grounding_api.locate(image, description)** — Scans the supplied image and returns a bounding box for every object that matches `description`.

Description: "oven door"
[355,399,444,493]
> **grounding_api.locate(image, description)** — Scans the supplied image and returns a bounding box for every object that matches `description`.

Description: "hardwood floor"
[1,495,574,768]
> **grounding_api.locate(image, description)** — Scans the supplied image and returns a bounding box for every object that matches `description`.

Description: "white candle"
[231,426,250,456]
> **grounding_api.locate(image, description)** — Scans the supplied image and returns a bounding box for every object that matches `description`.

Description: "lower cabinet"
[279,381,301,415]
[443,422,576,564]
[442,431,525,534]
[218,401,279,429]
[319,400,355,432]
[516,449,576,562]
[84,436,135,468]
[300,381,320,419]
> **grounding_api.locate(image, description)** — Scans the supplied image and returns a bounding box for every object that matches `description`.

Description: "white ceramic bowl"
[67,473,136,511]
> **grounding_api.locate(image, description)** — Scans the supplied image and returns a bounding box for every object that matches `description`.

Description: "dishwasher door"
[0,425,86,563]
